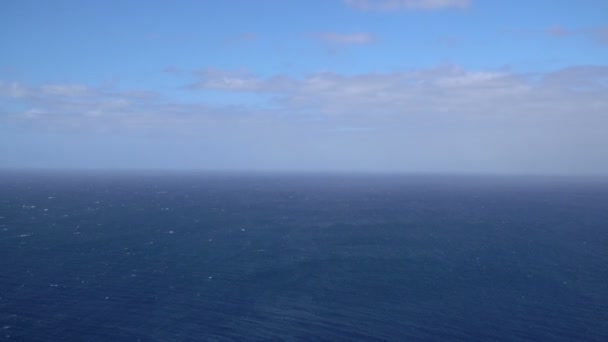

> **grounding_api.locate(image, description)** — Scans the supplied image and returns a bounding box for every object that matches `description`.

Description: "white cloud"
[0,82,165,128]
[4,66,607,125]
[187,65,608,120]
[41,84,89,97]
[191,69,262,91]
[190,69,294,92]
[2,65,608,173]
[185,66,608,174]
[343,0,471,11]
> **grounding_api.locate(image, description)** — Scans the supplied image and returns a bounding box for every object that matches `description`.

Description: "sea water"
[1,171,607,341]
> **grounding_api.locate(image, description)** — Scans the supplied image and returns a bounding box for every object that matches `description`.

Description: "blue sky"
[1,0,607,174]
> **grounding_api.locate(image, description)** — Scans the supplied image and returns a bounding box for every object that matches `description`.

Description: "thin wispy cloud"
[144,33,193,44]
[41,84,89,97]
[546,25,570,37]
[343,0,471,11]
[190,69,295,92]
[0,81,165,128]
[4,65,608,123]
[0,81,29,98]
[222,32,258,48]
[545,25,608,46]
[313,32,377,45]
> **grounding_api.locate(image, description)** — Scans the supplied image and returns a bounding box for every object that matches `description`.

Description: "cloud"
[313,32,377,45]
[588,27,608,45]
[0,81,174,129]
[221,32,258,48]
[186,65,608,118]
[343,0,471,11]
[192,69,263,92]
[144,33,193,44]
[545,25,608,46]
[2,65,608,173]
[5,66,608,125]
[189,68,295,92]
[546,25,570,37]
[436,36,459,46]
[0,81,29,98]
[41,84,89,97]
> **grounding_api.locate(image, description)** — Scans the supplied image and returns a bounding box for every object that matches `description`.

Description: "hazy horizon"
[3,167,608,181]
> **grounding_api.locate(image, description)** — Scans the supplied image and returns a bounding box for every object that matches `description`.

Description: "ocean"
[1,171,607,341]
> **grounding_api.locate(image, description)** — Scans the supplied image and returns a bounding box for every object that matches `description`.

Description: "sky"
[1,0,607,174]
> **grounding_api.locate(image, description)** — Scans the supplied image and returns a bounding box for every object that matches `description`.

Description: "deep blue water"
[1,171,607,341]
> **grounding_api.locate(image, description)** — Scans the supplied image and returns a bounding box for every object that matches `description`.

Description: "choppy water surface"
[1,171,607,341]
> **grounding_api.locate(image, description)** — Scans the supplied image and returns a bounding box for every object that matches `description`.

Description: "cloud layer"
[343,0,471,11]
[313,32,377,45]
[545,25,608,46]
[189,65,608,120]
[2,65,607,173]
